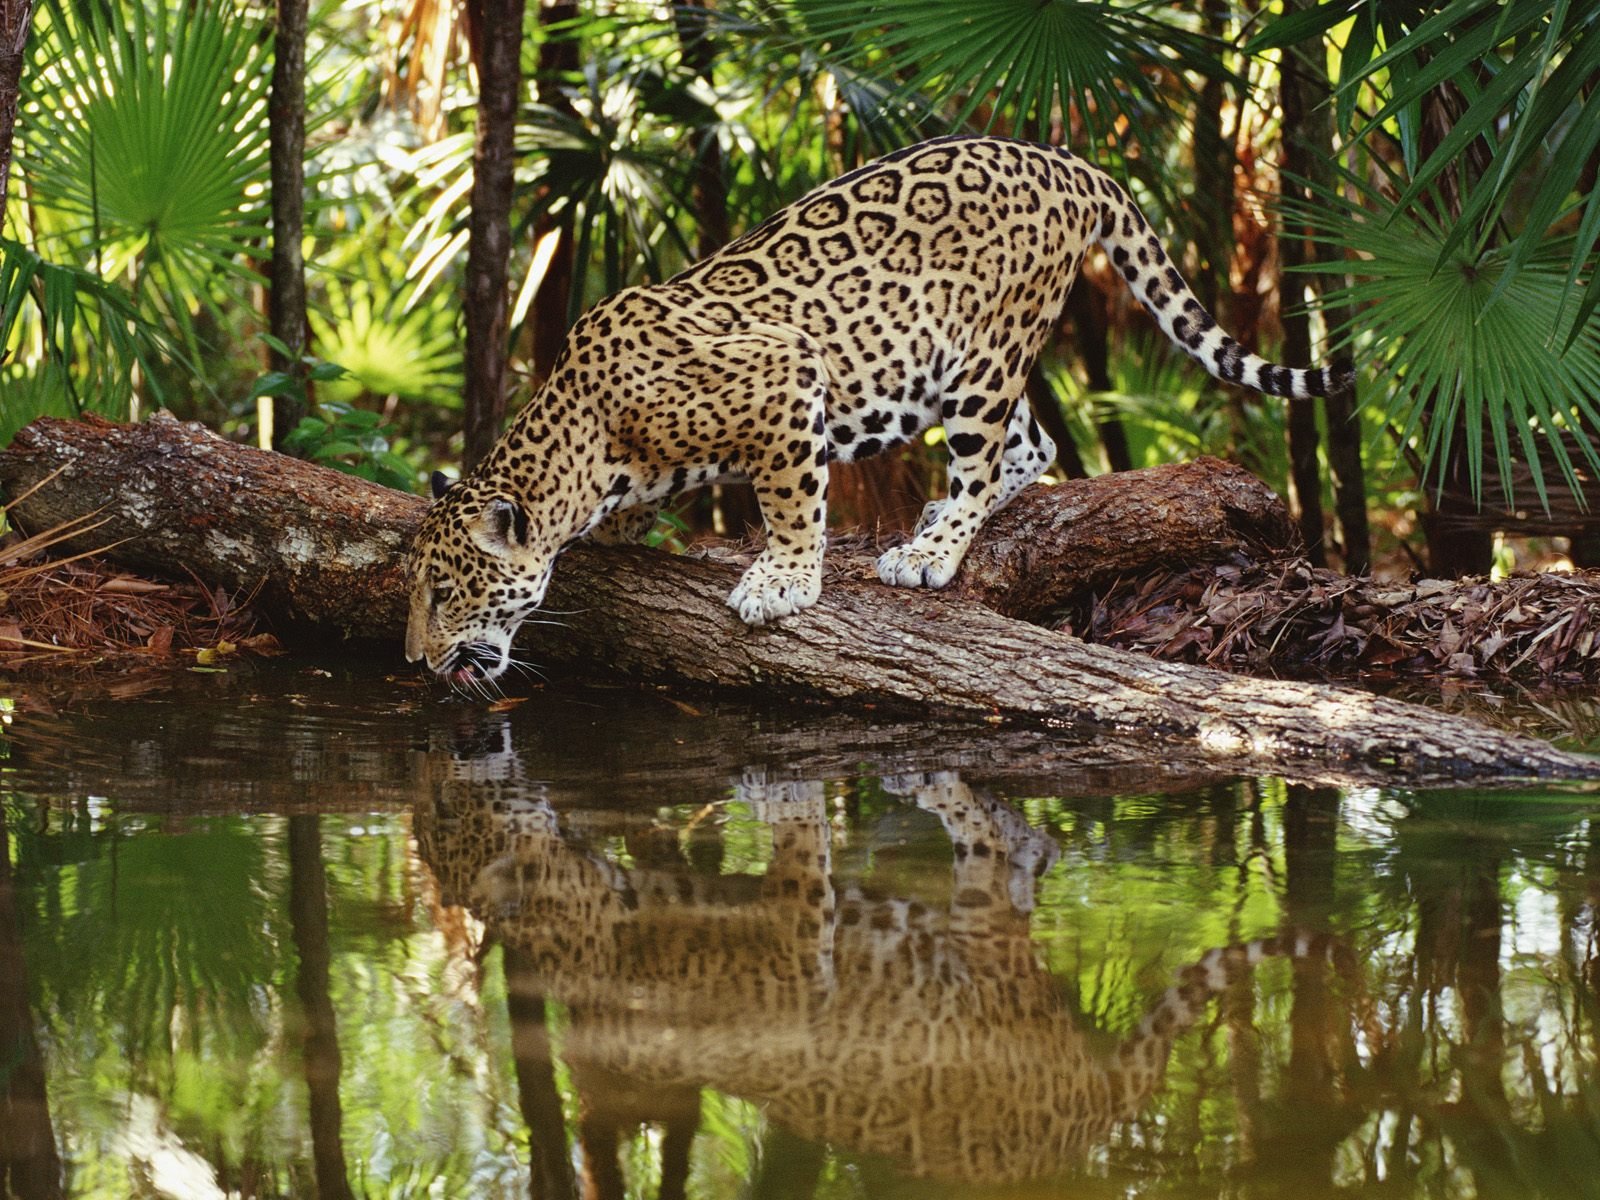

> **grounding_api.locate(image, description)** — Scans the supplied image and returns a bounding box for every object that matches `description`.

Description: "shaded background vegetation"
[2,0,1597,576]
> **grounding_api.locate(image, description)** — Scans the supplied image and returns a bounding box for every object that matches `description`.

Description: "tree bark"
[1278,33,1329,568]
[268,0,310,446]
[461,0,530,470]
[0,0,35,225]
[1,413,1595,785]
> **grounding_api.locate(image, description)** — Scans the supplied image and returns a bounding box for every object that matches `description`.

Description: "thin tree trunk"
[1190,0,1233,318]
[1024,362,1086,479]
[461,0,530,470]
[673,0,729,260]
[288,816,357,1200]
[0,0,35,227]
[1066,279,1132,472]
[0,805,63,1200]
[268,0,310,446]
[1278,35,1329,568]
[0,0,31,215]
[672,0,764,535]
[527,1,578,383]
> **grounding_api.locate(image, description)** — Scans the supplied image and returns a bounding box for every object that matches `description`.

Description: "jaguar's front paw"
[876,541,960,589]
[727,553,822,626]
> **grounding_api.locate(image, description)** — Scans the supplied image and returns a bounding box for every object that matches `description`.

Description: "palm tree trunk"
[461,0,530,470]
[0,0,35,224]
[268,0,310,447]
[1278,37,1330,567]
[527,1,579,383]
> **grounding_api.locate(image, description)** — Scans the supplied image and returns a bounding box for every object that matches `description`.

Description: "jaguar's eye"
[430,582,454,608]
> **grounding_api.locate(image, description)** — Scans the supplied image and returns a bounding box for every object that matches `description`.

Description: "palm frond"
[1290,180,1600,514]
[774,0,1214,145]
[18,0,275,353]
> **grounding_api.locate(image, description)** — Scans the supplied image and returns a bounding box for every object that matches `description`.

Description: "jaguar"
[405,134,1351,685]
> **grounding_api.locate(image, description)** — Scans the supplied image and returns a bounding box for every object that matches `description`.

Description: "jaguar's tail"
[1107,928,1354,1119]
[1092,173,1353,401]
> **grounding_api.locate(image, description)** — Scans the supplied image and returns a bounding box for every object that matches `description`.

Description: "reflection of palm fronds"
[20,819,284,1069]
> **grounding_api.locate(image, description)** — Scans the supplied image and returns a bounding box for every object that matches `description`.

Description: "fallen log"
[1,412,1596,785]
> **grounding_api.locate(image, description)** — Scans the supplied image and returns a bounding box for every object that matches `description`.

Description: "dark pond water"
[3,661,1600,1199]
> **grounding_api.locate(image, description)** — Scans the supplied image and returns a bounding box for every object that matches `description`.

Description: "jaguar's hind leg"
[908,402,1056,539]
[878,377,1037,588]
[589,505,659,546]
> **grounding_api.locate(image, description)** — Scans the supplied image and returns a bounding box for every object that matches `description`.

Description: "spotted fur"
[405,135,1352,684]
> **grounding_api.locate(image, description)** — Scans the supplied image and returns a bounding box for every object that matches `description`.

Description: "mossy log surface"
[3,413,1596,785]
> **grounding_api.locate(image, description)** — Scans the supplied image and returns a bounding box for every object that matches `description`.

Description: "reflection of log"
[2,413,1596,784]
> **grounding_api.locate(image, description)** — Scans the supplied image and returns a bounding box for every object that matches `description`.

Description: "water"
[3,660,1600,1199]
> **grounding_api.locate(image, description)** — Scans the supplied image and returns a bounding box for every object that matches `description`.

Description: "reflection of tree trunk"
[749,1125,826,1200]
[503,945,577,1200]
[0,807,63,1200]
[267,0,310,447]
[461,0,531,470]
[1278,786,1344,1188]
[287,816,356,1200]
[576,1108,623,1200]
[656,1108,696,1200]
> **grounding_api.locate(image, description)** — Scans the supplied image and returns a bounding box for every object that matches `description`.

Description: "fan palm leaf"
[771,0,1220,146]
[1291,177,1600,514]
[17,0,274,352]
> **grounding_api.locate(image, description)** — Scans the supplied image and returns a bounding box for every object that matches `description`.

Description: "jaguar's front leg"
[725,344,832,626]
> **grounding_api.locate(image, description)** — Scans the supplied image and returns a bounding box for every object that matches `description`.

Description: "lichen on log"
[1,413,1596,785]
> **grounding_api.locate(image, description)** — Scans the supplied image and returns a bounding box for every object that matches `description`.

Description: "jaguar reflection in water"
[416,744,1343,1186]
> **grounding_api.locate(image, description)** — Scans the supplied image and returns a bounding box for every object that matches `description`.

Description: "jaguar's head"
[404,472,556,690]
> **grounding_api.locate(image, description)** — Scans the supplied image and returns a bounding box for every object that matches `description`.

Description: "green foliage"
[1253,0,1600,511]
[779,0,1215,145]
[308,260,463,408]
[1295,182,1600,511]
[279,400,419,494]
[18,0,275,354]
[0,237,178,442]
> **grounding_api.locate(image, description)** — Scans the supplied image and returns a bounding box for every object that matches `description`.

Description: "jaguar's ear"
[430,470,455,500]
[485,498,532,548]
